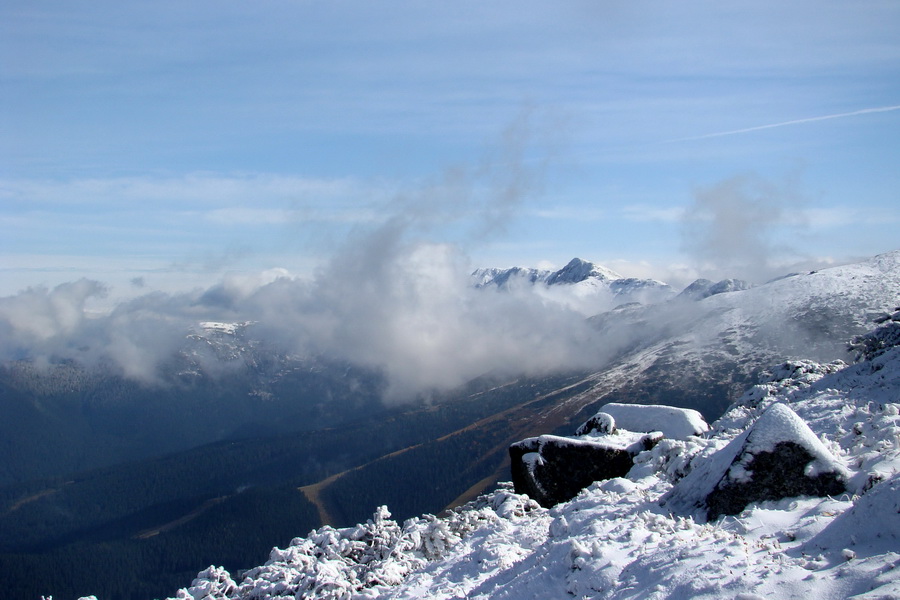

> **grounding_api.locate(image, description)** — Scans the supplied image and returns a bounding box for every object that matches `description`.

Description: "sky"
[2,0,899,305]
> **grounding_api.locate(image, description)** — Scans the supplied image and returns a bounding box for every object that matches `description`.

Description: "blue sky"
[2,0,899,303]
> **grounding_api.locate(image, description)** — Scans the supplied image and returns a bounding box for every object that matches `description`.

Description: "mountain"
[3,250,899,599]
[473,257,675,308]
[164,313,900,600]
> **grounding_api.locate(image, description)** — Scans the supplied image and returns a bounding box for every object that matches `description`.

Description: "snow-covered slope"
[559,250,900,422]
[160,313,900,600]
[677,277,754,300]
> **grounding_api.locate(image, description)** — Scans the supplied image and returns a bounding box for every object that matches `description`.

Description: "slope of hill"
[164,314,900,600]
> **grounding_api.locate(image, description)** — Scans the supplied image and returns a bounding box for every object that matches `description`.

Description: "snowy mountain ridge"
[472,256,649,288]
[156,314,900,600]
[472,257,674,308]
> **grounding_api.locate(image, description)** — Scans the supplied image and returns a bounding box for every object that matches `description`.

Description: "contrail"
[669,104,900,143]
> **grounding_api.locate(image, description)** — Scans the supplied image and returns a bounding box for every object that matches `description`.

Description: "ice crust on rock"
[598,402,710,439]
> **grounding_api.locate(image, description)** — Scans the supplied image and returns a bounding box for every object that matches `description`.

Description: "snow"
[189,318,900,600]
[199,321,243,335]
[472,257,675,311]
[804,472,900,559]
[662,402,850,519]
[525,431,654,453]
[598,402,710,439]
[157,315,900,600]
[678,278,754,300]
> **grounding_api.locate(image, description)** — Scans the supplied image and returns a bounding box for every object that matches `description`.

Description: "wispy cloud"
[669,104,900,143]
[528,206,607,221]
[0,174,363,209]
[621,205,685,222]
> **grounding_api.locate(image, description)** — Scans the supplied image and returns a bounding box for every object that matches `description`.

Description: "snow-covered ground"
[152,316,900,600]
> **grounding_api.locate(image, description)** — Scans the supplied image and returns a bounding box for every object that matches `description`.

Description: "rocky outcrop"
[510,402,708,508]
[509,432,661,508]
[664,403,849,521]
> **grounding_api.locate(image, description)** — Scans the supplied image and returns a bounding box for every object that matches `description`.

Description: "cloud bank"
[0,114,628,401]
[0,228,625,402]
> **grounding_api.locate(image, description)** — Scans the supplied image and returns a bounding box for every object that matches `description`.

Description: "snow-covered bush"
[170,567,237,600]
[168,487,539,600]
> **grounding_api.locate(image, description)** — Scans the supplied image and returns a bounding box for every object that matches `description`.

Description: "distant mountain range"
[2,250,899,600]
[473,257,676,307]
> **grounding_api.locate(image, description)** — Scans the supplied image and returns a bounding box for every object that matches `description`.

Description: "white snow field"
[159,316,900,600]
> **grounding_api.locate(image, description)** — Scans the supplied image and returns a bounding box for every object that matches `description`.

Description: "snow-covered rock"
[848,311,900,361]
[509,432,660,507]
[664,403,849,520]
[575,410,617,435]
[597,402,710,439]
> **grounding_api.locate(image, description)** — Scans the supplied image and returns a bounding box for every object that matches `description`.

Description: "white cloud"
[529,206,607,221]
[0,174,362,208]
[801,206,899,229]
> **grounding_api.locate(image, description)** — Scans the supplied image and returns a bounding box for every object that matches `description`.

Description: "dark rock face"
[509,434,660,508]
[704,440,847,520]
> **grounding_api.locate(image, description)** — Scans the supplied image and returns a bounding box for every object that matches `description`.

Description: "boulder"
[510,432,661,508]
[596,403,709,439]
[664,403,849,521]
[575,411,617,436]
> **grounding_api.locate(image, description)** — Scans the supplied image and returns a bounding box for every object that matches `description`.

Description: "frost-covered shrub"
[169,566,237,600]
[168,488,539,600]
[629,436,712,483]
[849,318,900,361]
[713,359,845,435]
